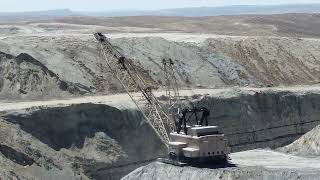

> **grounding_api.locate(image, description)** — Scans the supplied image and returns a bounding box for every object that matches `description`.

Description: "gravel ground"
[122,149,320,180]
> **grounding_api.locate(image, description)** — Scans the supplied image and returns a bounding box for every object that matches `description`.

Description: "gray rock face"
[191,89,320,152]
[0,103,166,180]
[0,115,81,180]
[0,35,317,101]
[1,35,320,100]
[0,51,91,100]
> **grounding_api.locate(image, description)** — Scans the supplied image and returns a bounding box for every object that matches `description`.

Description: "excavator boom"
[94,33,175,145]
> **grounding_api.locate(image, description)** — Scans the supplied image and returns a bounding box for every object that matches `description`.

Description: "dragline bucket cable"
[94,32,175,145]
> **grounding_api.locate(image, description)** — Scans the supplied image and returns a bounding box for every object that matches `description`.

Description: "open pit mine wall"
[3,89,320,179]
[195,90,320,152]
[3,104,167,180]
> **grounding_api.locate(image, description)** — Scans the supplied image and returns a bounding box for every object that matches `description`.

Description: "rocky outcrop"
[1,103,167,180]
[0,51,91,100]
[0,116,80,180]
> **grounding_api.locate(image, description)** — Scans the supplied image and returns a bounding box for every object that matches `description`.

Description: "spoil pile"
[279,125,320,156]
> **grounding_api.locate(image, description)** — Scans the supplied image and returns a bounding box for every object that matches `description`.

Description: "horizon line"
[0,3,320,13]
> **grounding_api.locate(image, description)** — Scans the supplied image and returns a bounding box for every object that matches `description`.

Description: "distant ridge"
[81,4,320,17]
[157,4,320,16]
[0,9,75,23]
[0,9,73,16]
[1,4,320,22]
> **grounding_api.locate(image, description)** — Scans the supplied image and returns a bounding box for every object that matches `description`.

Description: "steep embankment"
[196,88,320,152]
[279,125,320,156]
[205,37,320,86]
[0,35,235,93]
[0,51,90,100]
[1,87,320,179]
[2,35,320,100]
[0,103,166,180]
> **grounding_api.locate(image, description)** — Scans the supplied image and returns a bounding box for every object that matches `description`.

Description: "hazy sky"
[1,0,320,12]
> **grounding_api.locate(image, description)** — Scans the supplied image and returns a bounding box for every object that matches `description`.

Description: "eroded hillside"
[1,34,320,100]
[0,51,90,100]
[205,37,320,86]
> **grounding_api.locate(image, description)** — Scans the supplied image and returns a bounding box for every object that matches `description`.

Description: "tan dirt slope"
[279,125,320,156]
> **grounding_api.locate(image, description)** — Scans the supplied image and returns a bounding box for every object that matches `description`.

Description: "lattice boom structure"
[94,33,175,145]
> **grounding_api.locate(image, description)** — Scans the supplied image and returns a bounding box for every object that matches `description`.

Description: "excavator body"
[165,126,230,166]
[159,108,231,167]
[94,32,231,167]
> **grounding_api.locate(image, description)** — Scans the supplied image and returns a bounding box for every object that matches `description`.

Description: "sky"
[0,0,320,12]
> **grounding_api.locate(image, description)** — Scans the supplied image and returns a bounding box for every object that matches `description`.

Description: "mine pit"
[1,87,320,179]
[1,12,320,180]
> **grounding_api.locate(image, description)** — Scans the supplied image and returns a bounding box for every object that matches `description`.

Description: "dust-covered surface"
[279,125,320,156]
[122,150,320,180]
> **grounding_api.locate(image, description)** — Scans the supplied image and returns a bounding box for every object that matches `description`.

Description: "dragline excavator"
[94,32,230,166]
